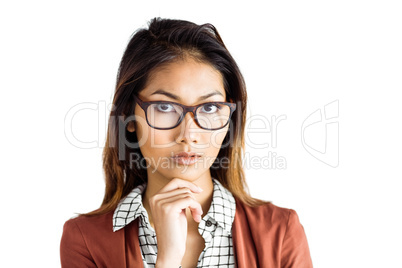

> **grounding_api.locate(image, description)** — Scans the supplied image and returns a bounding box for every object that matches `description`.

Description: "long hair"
[85,17,266,216]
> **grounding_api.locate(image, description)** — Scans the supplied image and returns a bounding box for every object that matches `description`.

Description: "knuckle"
[184,196,193,201]
[160,202,171,211]
[149,196,157,205]
[182,192,193,199]
[180,188,191,195]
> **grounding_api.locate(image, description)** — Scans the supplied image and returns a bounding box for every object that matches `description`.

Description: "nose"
[175,111,202,144]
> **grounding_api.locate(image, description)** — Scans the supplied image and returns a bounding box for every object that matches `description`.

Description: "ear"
[127,121,135,132]
[122,112,136,133]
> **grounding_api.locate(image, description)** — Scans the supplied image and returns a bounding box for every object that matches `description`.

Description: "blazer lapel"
[124,218,144,267]
[232,198,258,268]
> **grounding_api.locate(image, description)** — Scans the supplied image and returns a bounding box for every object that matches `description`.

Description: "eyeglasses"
[133,95,236,130]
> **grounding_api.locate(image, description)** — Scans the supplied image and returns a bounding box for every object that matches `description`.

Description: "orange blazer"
[60,198,313,267]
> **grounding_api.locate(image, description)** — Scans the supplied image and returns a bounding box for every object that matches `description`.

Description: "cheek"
[137,128,177,163]
[202,129,229,167]
[146,129,176,147]
[207,127,229,151]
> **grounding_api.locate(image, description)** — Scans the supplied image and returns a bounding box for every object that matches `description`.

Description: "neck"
[142,170,214,231]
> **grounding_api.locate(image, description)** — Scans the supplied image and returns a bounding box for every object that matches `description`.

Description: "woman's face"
[128,58,229,183]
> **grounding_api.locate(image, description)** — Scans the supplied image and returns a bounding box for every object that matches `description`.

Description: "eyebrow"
[150,89,224,101]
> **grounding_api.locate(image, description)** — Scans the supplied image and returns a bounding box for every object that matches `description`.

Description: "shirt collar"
[112,183,148,232]
[203,178,236,234]
[112,178,236,233]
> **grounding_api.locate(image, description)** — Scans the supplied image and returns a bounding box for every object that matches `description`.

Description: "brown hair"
[85,17,266,216]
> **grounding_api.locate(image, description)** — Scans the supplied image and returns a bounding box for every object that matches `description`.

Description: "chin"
[157,167,211,182]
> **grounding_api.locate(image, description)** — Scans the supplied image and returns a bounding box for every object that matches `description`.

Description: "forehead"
[140,58,226,102]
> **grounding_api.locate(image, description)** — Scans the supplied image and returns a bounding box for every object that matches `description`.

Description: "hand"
[149,178,203,267]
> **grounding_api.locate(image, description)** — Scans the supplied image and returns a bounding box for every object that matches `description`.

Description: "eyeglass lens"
[147,103,231,129]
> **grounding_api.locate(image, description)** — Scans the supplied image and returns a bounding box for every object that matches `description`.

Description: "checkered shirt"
[112,178,236,267]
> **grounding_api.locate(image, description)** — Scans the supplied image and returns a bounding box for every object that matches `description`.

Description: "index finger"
[159,178,203,194]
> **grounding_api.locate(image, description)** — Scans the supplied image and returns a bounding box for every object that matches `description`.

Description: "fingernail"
[197,186,203,192]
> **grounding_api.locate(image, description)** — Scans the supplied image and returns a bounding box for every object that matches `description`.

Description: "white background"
[1,0,401,267]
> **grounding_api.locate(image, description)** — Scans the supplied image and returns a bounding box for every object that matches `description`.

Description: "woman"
[60,17,313,267]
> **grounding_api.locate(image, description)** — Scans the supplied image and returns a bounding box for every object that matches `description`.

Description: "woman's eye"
[156,103,175,112]
[200,104,220,113]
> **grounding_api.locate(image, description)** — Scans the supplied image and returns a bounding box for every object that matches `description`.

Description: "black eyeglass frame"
[133,95,237,130]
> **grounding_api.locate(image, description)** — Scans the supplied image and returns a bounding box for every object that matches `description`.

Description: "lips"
[172,152,202,158]
[171,152,202,165]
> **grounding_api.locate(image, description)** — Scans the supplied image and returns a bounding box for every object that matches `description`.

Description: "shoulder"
[247,202,313,266]
[234,197,297,227]
[233,197,307,245]
[60,213,112,267]
[63,210,114,234]
[60,210,129,267]
[232,198,313,267]
[61,211,115,249]
[61,210,118,250]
